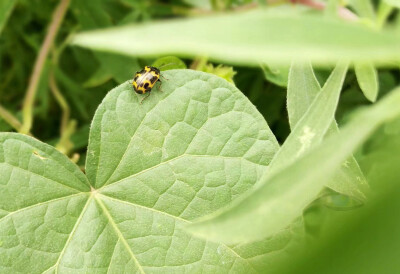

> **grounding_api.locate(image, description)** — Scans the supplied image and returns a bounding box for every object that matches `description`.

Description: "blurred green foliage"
[1,0,400,273]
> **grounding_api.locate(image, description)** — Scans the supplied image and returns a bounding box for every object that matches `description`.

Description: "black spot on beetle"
[150,77,158,84]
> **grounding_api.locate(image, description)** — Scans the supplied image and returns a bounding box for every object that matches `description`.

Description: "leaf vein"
[0,193,85,222]
[100,81,186,187]
[52,195,91,273]
[99,195,248,265]
[95,196,145,274]
[100,154,266,191]
[1,162,83,193]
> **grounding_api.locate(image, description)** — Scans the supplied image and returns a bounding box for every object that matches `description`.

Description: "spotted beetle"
[132,66,163,103]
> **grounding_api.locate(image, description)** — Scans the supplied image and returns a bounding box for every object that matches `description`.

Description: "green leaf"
[355,62,379,102]
[0,133,90,272]
[348,0,376,19]
[152,56,187,70]
[287,62,321,129]
[187,85,400,244]
[94,52,141,84]
[288,62,368,203]
[383,0,400,8]
[261,63,290,87]
[0,0,16,35]
[83,66,113,88]
[72,9,400,67]
[182,0,212,9]
[70,0,112,30]
[278,118,400,273]
[268,62,348,175]
[196,63,236,83]
[1,70,281,272]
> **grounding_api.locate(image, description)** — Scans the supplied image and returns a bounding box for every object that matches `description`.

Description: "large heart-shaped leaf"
[0,70,280,272]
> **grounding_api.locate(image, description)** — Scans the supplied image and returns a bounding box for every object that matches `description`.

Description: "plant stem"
[20,0,71,135]
[49,71,70,136]
[0,104,22,132]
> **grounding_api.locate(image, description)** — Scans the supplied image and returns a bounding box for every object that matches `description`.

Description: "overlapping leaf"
[0,70,281,272]
[72,9,400,66]
[188,83,400,244]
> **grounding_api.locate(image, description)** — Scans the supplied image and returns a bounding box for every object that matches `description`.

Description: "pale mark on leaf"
[342,160,350,168]
[33,150,47,160]
[297,126,316,156]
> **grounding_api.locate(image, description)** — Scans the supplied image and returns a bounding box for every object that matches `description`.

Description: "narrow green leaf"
[279,120,400,273]
[268,62,348,174]
[288,62,368,202]
[287,62,321,129]
[72,9,400,67]
[348,0,376,19]
[0,0,16,35]
[187,86,400,244]
[355,62,379,102]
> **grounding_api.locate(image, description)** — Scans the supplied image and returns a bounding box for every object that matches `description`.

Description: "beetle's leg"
[160,74,169,80]
[140,92,151,104]
[158,79,164,92]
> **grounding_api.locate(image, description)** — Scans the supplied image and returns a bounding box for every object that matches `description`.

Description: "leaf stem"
[50,70,76,155]
[49,72,70,135]
[0,104,22,132]
[20,0,71,134]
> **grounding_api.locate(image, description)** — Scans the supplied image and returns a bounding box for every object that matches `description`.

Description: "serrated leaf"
[0,0,16,35]
[1,70,281,272]
[188,78,400,244]
[355,62,379,102]
[72,9,400,67]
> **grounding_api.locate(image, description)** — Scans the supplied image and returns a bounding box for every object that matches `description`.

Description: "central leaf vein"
[99,194,247,264]
[99,154,266,191]
[95,196,146,274]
